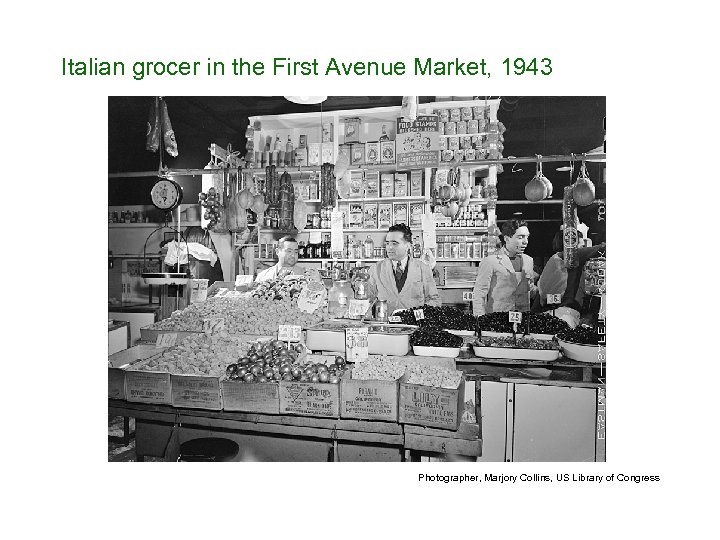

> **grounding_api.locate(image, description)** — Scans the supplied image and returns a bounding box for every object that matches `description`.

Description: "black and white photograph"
[107,96,606,462]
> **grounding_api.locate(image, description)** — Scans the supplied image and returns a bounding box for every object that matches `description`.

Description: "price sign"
[235,274,254,287]
[345,327,369,363]
[202,318,225,333]
[413,309,425,321]
[389,316,401,323]
[214,288,229,297]
[155,333,178,348]
[462,291,475,302]
[546,294,562,305]
[508,311,523,323]
[278,324,302,342]
[348,299,370,318]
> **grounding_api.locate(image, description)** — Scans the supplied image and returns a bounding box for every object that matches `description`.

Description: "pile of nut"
[405,364,463,389]
[351,357,406,381]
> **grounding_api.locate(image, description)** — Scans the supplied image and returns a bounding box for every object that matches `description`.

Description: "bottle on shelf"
[347,234,355,259]
[274,136,283,166]
[295,134,308,167]
[285,136,294,166]
[363,236,374,259]
[354,238,363,259]
[263,139,271,166]
[379,124,390,142]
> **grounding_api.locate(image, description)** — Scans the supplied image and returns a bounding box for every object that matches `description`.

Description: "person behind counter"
[256,236,307,282]
[368,224,441,313]
[472,219,536,316]
[532,229,585,313]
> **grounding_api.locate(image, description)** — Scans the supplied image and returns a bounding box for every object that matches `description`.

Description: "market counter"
[108,399,481,462]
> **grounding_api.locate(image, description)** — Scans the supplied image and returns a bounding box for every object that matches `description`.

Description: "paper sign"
[421,212,437,250]
[389,316,401,323]
[546,294,562,304]
[235,274,254,287]
[155,333,177,348]
[461,291,474,302]
[396,115,440,168]
[348,299,370,318]
[345,327,369,363]
[331,210,344,258]
[297,281,326,313]
[202,318,225,333]
[278,324,302,342]
[508,311,522,323]
[214,288,229,297]
[308,354,338,366]
[413,309,425,321]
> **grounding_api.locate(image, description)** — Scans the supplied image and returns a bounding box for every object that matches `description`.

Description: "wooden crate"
[340,371,400,422]
[399,376,465,430]
[125,370,172,405]
[279,380,340,418]
[171,375,223,410]
[221,380,280,414]
[108,345,162,399]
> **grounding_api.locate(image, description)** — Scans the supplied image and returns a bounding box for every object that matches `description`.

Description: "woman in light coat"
[472,219,536,316]
[368,224,441,314]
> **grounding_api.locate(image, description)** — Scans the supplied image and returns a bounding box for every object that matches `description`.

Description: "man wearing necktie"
[368,224,441,314]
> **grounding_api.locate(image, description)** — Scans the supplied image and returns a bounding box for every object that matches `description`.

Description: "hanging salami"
[146,97,161,152]
[562,185,579,269]
[159,98,178,157]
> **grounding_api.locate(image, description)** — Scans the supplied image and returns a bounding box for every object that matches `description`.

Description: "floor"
[108,416,164,462]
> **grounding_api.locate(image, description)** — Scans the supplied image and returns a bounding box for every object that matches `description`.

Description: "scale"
[141,177,191,316]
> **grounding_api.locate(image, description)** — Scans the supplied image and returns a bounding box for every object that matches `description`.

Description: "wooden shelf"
[108,221,201,228]
[339,196,425,203]
[259,228,419,234]
[435,227,488,232]
[258,258,383,263]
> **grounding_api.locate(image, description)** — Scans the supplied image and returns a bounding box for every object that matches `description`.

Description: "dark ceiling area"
[108,96,606,252]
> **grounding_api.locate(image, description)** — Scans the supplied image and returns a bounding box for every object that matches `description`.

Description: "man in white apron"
[368,224,441,314]
[472,219,535,316]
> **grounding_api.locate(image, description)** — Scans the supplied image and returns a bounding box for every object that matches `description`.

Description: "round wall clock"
[150,178,183,210]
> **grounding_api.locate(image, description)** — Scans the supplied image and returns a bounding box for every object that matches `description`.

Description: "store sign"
[278,324,302,342]
[396,115,439,168]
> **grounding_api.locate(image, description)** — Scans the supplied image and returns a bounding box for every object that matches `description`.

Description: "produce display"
[410,329,463,348]
[351,357,406,381]
[250,275,307,300]
[224,341,346,384]
[131,333,249,376]
[405,364,463,389]
[556,324,602,345]
[310,321,414,334]
[395,305,476,331]
[475,336,559,350]
[476,312,569,335]
[148,296,328,335]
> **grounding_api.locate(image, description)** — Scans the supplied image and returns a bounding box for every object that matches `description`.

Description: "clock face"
[151,179,183,210]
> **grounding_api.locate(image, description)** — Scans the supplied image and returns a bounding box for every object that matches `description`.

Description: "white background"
[2,0,718,538]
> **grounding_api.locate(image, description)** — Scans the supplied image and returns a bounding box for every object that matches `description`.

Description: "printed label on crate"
[341,377,399,421]
[278,324,302,342]
[546,293,562,304]
[202,318,225,333]
[155,333,178,348]
[221,381,280,414]
[125,371,172,404]
[171,375,222,410]
[345,327,369,363]
[400,383,462,429]
[280,381,339,417]
[396,115,440,168]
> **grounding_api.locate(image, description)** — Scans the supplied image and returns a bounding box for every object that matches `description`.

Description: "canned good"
[438,108,450,122]
[459,243,466,258]
[456,121,467,135]
[449,108,461,122]
[312,213,321,229]
[443,242,451,258]
[451,243,460,258]
[445,121,457,135]
[461,107,473,121]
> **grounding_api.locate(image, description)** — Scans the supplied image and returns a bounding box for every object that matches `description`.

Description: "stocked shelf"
[435,227,488,232]
[258,258,384,263]
[109,222,202,228]
[436,258,483,262]
[259,228,420,234]
[338,196,426,203]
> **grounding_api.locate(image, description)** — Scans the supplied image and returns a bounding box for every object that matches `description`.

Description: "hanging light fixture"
[283,96,327,105]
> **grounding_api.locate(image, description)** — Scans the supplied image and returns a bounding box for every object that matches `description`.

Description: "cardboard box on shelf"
[340,371,400,422]
[366,142,380,165]
[171,374,223,410]
[124,370,172,405]
[394,172,408,197]
[378,203,392,229]
[308,143,321,166]
[363,203,378,229]
[393,202,408,225]
[363,170,379,197]
[380,173,394,198]
[399,376,465,430]
[410,170,423,196]
[381,141,395,164]
[279,380,340,418]
[351,143,365,165]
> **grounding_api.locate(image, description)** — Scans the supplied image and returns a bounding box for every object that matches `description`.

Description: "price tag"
[345,327,369,363]
[546,294,562,305]
[214,288,229,298]
[462,291,475,302]
[308,354,338,366]
[155,333,177,348]
[389,316,401,323]
[508,311,523,323]
[348,299,370,318]
[202,318,225,333]
[413,309,425,321]
[278,324,302,342]
[235,274,254,287]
